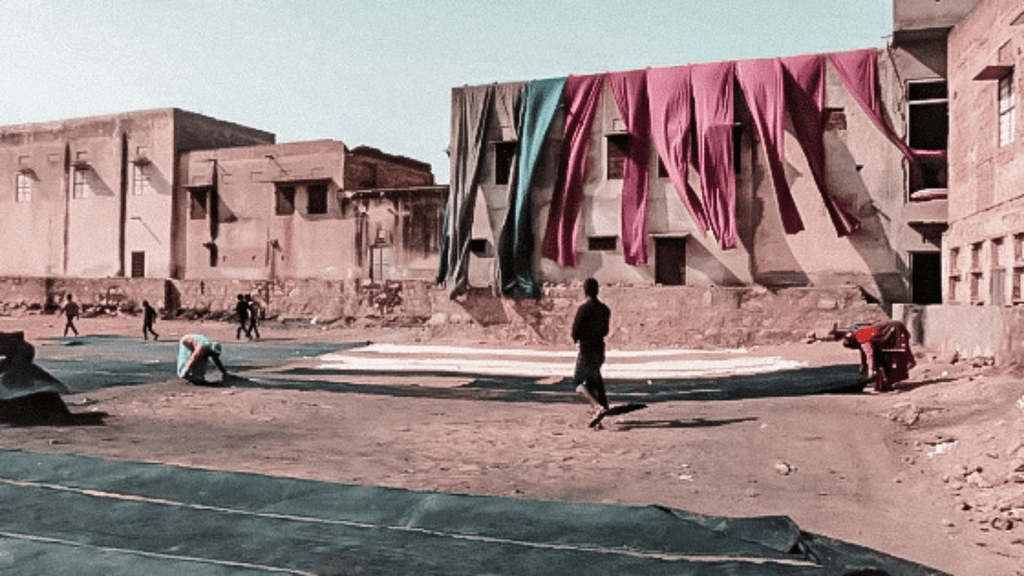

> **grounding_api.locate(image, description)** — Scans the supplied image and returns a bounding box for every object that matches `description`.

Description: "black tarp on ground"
[0,450,946,575]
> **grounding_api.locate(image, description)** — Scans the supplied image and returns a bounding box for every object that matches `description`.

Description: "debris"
[926,439,958,457]
[774,461,794,475]
[966,471,993,489]
[887,403,922,427]
[991,517,1015,531]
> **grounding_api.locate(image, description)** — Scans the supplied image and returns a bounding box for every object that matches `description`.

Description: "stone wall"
[0,276,887,348]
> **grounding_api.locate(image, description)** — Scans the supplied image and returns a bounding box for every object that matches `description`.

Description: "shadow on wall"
[825,136,908,308]
[687,241,745,286]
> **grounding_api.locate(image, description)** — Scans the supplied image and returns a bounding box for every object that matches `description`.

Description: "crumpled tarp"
[0,449,947,575]
[0,332,68,401]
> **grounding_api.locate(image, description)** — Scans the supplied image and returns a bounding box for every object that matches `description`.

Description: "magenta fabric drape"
[607,69,652,266]
[691,61,737,249]
[782,54,860,236]
[646,65,710,233]
[541,74,605,267]
[736,58,804,235]
[828,49,943,161]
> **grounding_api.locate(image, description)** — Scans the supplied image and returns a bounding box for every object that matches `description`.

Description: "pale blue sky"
[1,1,893,183]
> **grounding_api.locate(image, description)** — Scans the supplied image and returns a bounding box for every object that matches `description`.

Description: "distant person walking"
[142,300,159,341]
[61,294,80,337]
[572,278,611,428]
[235,294,251,340]
[245,294,261,340]
[177,333,229,384]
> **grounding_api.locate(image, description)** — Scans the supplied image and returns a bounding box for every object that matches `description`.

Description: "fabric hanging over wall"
[607,69,653,266]
[781,54,861,236]
[828,49,943,161]
[646,65,710,234]
[498,78,565,297]
[692,61,738,249]
[484,82,526,253]
[436,84,494,298]
[736,58,804,235]
[541,74,605,267]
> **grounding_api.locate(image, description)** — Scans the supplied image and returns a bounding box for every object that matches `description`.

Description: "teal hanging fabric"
[436,85,494,299]
[498,77,566,297]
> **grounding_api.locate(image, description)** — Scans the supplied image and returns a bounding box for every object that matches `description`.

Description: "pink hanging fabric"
[691,61,738,249]
[782,54,860,236]
[607,69,652,266]
[646,65,710,233]
[541,74,605,267]
[736,58,804,235]
[828,49,943,161]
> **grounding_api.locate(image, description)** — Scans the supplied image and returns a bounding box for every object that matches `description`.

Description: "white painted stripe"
[0,477,816,567]
[334,343,748,358]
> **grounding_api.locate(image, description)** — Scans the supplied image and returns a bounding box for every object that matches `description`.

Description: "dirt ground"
[3,312,1024,575]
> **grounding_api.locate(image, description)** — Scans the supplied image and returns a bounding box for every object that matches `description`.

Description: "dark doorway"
[911,252,941,304]
[655,237,686,286]
[130,251,145,278]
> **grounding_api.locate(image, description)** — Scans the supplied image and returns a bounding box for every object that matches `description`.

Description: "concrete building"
[440,39,952,308]
[0,109,273,279]
[179,141,442,282]
[0,109,442,291]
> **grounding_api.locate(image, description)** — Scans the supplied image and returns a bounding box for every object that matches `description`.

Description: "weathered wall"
[894,302,1024,365]
[458,47,946,306]
[0,277,886,349]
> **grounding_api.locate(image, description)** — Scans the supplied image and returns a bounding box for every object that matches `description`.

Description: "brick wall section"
[0,277,885,348]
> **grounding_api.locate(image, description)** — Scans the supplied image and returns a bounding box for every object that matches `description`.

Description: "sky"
[0,0,893,184]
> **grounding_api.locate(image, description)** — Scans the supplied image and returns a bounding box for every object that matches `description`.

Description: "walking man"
[142,300,159,341]
[572,278,611,428]
[61,294,80,337]
[245,294,261,340]
[235,294,251,340]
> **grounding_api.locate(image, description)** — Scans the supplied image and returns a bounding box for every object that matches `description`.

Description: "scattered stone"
[941,519,954,527]
[966,471,993,489]
[887,403,922,427]
[774,461,794,475]
[991,517,1015,531]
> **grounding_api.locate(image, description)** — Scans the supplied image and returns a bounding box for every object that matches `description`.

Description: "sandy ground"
[3,312,1024,575]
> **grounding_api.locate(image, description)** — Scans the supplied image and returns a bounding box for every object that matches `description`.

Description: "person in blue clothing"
[572,278,611,428]
[177,333,229,384]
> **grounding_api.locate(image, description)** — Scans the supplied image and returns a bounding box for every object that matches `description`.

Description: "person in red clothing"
[842,320,916,392]
[572,278,611,427]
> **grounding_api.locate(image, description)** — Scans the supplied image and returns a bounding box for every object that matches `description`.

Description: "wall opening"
[655,236,686,286]
[910,251,941,304]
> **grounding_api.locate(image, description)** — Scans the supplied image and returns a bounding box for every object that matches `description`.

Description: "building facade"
[439,41,951,307]
[179,141,442,282]
[0,109,442,287]
[0,109,273,279]
[943,0,1024,306]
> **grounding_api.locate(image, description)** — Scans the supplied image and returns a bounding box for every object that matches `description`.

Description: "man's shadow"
[615,416,758,431]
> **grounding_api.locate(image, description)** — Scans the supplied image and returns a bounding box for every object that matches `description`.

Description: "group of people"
[235,294,262,340]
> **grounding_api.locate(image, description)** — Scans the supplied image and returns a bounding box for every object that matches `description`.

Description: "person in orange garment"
[842,320,916,392]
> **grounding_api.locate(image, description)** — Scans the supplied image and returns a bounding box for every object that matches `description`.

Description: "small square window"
[275,185,295,215]
[131,163,150,196]
[189,189,209,220]
[494,141,516,185]
[307,183,328,215]
[588,236,617,251]
[72,168,90,199]
[469,238,489,255]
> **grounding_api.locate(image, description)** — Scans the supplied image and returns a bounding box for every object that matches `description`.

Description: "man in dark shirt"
[572,278,611,427]
[235,294,251,340]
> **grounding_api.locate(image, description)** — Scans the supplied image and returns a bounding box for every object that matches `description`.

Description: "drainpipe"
[61,142,70,276]
[118,132,128,277]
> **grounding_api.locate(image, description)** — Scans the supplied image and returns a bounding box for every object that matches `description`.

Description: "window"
[130,252,145,278]
[606,134,629,180]
[588,236,617,251]
[971,242,983,270]
[72,168,90,199]
[907,80,949,196]
[189,189,208,220]
[494,141,516,185]
[131,163,150,196]
[15,173,31,203]
[275,185,295,215]
[469,238,489,256]
[999,73,1016,147]
[991,238,1006,306]
[307,183,328,215]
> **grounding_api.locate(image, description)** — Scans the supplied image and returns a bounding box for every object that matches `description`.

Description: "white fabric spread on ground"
[318,344,806,379]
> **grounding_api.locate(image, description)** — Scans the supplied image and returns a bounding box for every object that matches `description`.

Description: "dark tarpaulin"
[498,78,565,298]
[541,74,605,267]
[436,85,495,298]
[607,69,653,266]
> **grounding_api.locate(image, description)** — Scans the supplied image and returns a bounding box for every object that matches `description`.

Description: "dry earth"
[2,313,1024,575]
